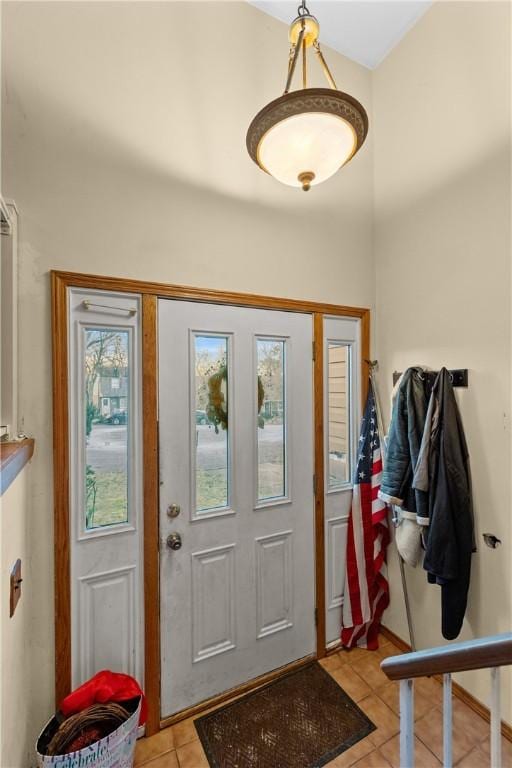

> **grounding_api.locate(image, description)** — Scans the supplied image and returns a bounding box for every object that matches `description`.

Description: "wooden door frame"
[51,269,370,735]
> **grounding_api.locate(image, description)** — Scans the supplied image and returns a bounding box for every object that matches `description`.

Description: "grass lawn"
[87,462,285,526]
[196,463,284,510]
[196,468,228,511]
[87,470,128,528]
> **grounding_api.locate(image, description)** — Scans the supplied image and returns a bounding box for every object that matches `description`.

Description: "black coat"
[413,368,475,640]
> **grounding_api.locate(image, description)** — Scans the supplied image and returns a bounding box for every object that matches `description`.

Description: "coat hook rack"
[392,369,469,387]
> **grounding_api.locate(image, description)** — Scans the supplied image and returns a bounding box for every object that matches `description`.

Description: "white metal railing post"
[381,635,512,768]
[443,673,453,768]
[400,678,414,767]
[490,667,502,768]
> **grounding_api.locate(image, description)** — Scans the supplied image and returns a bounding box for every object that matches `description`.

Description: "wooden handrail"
[381,633,512,681]
[0,439,35,496]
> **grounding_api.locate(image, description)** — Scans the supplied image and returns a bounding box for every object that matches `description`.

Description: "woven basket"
[46,702,129,756]
[36,695,141,768]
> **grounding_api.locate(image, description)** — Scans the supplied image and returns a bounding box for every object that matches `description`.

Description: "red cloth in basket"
[60,671,147,725]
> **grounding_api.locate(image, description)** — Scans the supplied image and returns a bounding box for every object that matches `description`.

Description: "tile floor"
[134,635,511,768]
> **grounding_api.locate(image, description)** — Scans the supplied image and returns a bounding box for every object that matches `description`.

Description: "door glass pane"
[84,328,129,529]
[257,339,286,501]
[327,342,350,488]
[194,335,229,512]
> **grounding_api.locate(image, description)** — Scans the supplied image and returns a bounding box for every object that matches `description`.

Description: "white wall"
[1,467,33,768]
[2,1,374,758]
[373,0,512,723]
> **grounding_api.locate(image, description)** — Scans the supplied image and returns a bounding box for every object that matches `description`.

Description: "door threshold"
[160,653,316,729]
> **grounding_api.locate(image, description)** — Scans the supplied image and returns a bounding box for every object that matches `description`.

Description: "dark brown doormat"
[194,662,376,768]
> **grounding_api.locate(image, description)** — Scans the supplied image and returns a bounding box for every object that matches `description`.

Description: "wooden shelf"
[0,439,35,495]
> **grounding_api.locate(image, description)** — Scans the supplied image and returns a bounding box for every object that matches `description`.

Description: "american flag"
[341,380,390,650]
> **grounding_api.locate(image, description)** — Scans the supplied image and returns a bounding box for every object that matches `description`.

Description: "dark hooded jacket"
[413,368,475,640]
[378,367,430,520]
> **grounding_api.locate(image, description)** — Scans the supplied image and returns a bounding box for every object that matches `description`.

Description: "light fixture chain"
[284,23,305,94]
[287,43,296,84]
[302,24,307,88]
[297,0,310,17]
[313,41,337,90]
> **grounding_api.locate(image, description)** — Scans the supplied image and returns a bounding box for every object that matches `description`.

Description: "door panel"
[323,317,361,646]
[158,300,315,717]
[68,289,144,691]
[191,544,236,662]
[326,517,348,614]
[255,530,293,638]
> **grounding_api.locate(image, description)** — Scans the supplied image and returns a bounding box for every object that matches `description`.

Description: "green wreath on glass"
[206,366,265,433]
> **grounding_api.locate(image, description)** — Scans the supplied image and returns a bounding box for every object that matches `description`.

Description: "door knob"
[167,503,181,518]
[166,532,182,551]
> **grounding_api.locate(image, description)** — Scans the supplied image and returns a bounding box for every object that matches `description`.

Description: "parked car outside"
[103,410,127,425]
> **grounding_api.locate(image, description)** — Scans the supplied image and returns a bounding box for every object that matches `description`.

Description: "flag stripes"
[341,382,390,650]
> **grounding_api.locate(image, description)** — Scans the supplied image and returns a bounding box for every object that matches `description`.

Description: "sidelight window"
[84,328,130,530]
[327,342,351,488]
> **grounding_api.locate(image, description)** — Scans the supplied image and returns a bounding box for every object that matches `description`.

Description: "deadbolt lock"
[166,532,182,551]
[167,503,181,518]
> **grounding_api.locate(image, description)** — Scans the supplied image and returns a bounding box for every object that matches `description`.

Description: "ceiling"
[250,1,432,69]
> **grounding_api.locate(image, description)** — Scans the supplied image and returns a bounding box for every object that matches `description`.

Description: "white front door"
[158,299,315,718]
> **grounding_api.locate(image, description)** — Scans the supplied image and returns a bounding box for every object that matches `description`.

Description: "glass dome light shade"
[258,111,357,189]
[247,88,368,190]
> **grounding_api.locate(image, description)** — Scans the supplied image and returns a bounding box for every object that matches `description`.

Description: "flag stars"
[359,471,366,479]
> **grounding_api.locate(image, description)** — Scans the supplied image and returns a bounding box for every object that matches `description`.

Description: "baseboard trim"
[326,640,342,656]
[380,625,512,743]
[380,625,412,653]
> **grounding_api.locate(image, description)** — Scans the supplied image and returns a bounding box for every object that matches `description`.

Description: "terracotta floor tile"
[330,664,373,702]
[415,676,443,708]
[351,748,393,767]
[415,707,472,765]
[479,733,512,765]
[343,646,381,665]
[142,751,179,768]
[455,745,490,768]
[337,650,354,666]
[170,717,198,749]
[375,681,438,721]
[351,655,391,690]
[358,695,400,747]
[375,644,403,663]
[176,739,209,768]
[327,736,375,767]
[451,699,489,744]
[135,728,174,765]
[379,735,441,768]
[320,653,344,673]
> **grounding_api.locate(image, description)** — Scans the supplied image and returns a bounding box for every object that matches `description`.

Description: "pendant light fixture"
[246,2,368,191]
